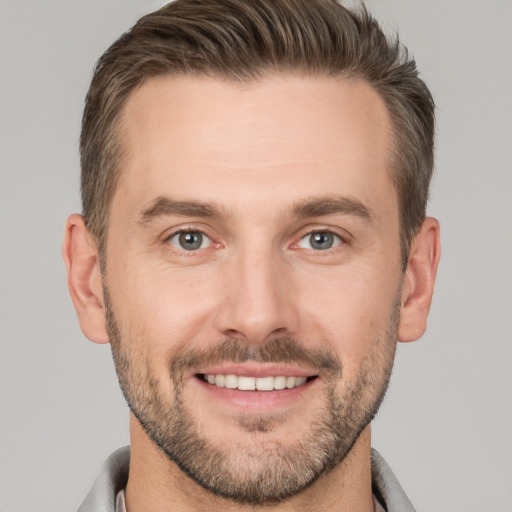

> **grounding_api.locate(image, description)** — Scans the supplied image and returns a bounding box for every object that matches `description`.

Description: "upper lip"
[194,363,317,378]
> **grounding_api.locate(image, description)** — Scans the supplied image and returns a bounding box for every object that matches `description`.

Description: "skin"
[63,75,440,511]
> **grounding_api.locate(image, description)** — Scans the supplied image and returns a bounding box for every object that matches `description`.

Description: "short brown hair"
[80,0,435,266]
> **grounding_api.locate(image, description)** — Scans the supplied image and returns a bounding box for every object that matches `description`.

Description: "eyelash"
[165,228,216,253]
[292,228,347,252]
[164,226,348,255]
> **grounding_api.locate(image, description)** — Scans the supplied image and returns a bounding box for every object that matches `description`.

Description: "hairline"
[95,69,415,268]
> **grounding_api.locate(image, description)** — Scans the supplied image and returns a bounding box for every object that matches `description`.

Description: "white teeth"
[255,376,274,391]
[286,376,296,389]
[274,376,287,390]
[237,376,256,390]
[203,374,310,391]
[224,374,238,389]
[295,377,307,386]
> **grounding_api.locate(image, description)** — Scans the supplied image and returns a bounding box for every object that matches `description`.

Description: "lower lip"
[194,376,318,410]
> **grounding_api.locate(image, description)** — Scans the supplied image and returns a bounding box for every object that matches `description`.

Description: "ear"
[398,217,441,343]
[62,214,109,344]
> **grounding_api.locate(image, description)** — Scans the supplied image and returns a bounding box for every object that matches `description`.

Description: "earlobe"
[398,217,441,343]
[62,214,109,344]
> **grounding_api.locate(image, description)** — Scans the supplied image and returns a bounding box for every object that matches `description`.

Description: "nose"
[214,246,299,344]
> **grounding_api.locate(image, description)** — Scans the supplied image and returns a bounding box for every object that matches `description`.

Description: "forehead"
[114,74,395,217]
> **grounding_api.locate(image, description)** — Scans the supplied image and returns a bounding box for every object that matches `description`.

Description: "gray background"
[1,0,511,510]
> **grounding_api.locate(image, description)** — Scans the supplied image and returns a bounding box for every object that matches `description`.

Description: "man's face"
[104,75,404,504]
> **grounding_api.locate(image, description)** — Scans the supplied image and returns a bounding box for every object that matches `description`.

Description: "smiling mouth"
[198,374,318,391]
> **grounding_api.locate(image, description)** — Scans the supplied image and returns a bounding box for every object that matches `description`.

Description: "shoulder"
[371,448,416,512]
[77,446,130,512]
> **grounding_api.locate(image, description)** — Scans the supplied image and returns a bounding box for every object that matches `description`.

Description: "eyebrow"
[292,196,373,222]
[138,196,226,225]
[138,195,373,226]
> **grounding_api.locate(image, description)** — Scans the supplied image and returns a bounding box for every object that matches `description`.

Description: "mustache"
[170,336,342,376]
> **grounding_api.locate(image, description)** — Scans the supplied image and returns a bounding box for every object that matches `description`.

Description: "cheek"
[107,259,220,358]
[296,264,401,362]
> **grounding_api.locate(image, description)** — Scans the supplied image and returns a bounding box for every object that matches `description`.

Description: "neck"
[125,415,375,512]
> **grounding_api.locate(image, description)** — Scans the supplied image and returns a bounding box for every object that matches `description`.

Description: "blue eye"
[297,231,342,250]
[167,230,211,251]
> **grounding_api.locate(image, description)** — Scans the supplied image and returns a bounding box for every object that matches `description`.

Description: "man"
[63,0,440,510]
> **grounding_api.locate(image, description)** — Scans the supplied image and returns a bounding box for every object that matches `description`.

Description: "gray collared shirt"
[77,446,415,511]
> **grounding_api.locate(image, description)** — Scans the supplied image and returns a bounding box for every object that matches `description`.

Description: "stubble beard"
[105,289,399,506]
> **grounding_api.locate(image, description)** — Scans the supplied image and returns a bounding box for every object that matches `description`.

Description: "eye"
[297,230,343,251]
[167,230,212,251]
